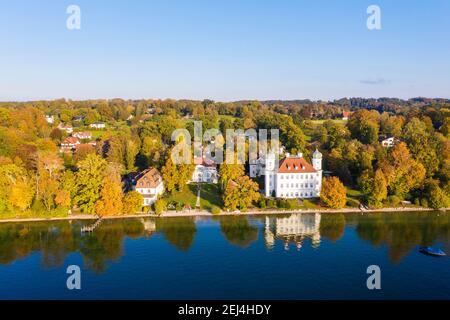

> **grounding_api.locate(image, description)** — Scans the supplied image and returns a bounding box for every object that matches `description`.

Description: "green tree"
[369,169,388,208]
[74,154,107,214]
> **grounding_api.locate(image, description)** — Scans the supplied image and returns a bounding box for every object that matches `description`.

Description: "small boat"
[419,247,447,257]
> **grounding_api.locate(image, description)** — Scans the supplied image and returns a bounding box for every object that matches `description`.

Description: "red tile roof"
[62,137,80,145]
[133,168,163,188]
[278,157,316,173]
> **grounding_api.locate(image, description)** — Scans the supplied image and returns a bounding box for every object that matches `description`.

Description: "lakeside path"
[0,207,447,224]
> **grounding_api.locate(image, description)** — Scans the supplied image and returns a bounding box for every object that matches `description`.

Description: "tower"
[264,152,276,197]
[312,149,323,197]
[312,149,322,171]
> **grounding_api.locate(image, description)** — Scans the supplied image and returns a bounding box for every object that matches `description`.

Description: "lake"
[0,212,449,300]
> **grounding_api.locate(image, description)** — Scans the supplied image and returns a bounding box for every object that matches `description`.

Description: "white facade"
[381,137,399,148]
[58,123,73,134]
[132,168,165,206]
[135,183,164,206]
[191,164,218,183]
[90,122,106,129]
[264,150,323,199]
[45,115,54,124]
[265,213,321,250]
[249,156,266,178]
[73,132,92,140]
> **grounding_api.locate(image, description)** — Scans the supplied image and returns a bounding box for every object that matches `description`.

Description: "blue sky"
[1,0,449,101]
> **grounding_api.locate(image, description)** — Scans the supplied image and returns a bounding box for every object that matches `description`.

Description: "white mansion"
[131,168,165,206]
[264,150,323,199]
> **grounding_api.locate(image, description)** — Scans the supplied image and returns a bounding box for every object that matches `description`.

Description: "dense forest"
[0,97,449,216]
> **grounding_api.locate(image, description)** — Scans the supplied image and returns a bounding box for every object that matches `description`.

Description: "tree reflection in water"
[218,216,259,248]
[0,212,448,272]
[352,212,450,263]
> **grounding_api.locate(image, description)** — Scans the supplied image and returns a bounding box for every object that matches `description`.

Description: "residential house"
[60,136,80,153]
[58,123,73,134]
[342,111,351,121]
[191,156,218,183]
[131,168,164,206]
[380,136,400,148]
[73,131,92,140]
[45,115,54,124]
[264,149,323,199]
[90,122,106,129]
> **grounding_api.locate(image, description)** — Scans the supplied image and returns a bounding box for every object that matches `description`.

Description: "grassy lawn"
[199,183,223,210]
[165,183,222,211]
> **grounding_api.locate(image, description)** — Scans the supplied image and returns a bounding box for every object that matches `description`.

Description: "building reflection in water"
[264,213,321,250]
[141,218,156,237]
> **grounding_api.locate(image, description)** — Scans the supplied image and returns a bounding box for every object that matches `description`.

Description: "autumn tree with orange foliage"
[320,177,347,209]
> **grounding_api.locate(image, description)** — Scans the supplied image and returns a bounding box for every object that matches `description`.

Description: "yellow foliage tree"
[320,177,347,209]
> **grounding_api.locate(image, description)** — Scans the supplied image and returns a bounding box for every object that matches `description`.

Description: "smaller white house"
[131,168,164,206]
[90,122,106,129]
[380,137,400,148]
[73,131,92,140]
[191,156,218,183]
[249,155,266,178]
[58,123,73,134]
[45,115,54,124]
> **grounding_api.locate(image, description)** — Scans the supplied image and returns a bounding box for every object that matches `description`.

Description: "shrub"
[346,198,360,208]
[267,199,276,208]
[420,198,429,208]
[286,199,300,209]
[258,198,267,209]
[154,199,167,215]
[211,206,221,215]
[387,195,401,207]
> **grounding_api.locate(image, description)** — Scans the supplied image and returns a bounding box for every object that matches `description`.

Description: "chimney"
[285,153,290,158]
[297,152,303,158]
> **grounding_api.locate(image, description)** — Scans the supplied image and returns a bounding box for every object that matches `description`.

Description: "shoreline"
[0,206,447,224]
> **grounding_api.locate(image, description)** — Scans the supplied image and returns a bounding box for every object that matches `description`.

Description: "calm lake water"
[0,212,449,300]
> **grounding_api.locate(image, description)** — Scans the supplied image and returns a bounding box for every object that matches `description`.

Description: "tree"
[424,180,450,209]
[74,154,107,214]
[177,163,194,191]
[347,109,380,144]
[369,169,387,207]
[154,199,167,215]
[218,162,245,192]
[161,156,178,193]
[123,191,144,214]
[55,189,71,208]
[161,155,193,193]
[10,178,34,211]
[95,164,123,216]
[379,142,426,198]
[320,177,347,209]
[125,140,138,172]
[403,118,439,176]
[223,176,259,211]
